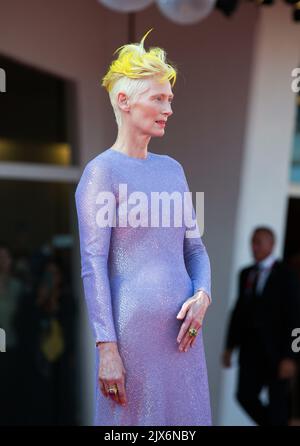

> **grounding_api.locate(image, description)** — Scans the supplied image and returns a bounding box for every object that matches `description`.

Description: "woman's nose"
[164,105,173,117]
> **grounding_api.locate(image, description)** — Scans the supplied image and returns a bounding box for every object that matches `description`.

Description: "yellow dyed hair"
[101,28,177,127]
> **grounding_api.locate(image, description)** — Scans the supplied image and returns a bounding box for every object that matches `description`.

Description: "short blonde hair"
[101,28,177,127]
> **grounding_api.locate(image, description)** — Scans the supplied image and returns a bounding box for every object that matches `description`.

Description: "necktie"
[250,265,260,297]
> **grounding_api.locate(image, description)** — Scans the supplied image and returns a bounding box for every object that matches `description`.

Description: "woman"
[75,28,212,426]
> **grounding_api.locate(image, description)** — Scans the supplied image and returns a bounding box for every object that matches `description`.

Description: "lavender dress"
[75,147,212,426]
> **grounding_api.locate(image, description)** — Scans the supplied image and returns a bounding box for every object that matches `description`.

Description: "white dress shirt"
[255,253,277,295]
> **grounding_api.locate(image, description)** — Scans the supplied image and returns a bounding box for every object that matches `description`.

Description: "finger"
[106,382,119,404]
[177,315,193,342]
[187,330,199,350]
[117,379,127,406]
[178,328,192,351]
[113,385,121,404]
[190,334,197,348]
[190,328,201,347]
[104,383,114,401]
[190,324,202,347]
[99,379,109,398]
[176,300,192,319]
[180,333,193,352]
[176,305,187,320]
[183,336,193,352]
[180,323,201,351]
[177,302,201,345]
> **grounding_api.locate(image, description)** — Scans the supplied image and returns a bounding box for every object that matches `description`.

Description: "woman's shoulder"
[80,149,114,176]
[75,150,113,196]
[162,154,183,172]
[79,150,183,175]
[85,148,113,168]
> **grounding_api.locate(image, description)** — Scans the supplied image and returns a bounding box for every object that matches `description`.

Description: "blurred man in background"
[222,227,300,425]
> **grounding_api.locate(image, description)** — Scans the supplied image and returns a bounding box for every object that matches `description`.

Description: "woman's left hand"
[176,290,211,353]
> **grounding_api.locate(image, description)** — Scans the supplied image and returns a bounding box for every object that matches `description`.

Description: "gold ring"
[188,327,198,337]
[108,384,118,395]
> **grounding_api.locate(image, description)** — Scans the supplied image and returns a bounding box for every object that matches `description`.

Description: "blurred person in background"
[222,227,300,425]
[286,252,300,424]
[0,242,26,425]
[32,256,77,425]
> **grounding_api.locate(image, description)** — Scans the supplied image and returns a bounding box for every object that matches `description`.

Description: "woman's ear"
[117,92,130,112]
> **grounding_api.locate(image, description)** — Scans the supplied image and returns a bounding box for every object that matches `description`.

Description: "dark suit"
[225,260,300,425]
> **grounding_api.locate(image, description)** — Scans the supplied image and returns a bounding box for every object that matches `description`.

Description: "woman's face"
[123,77,174,136]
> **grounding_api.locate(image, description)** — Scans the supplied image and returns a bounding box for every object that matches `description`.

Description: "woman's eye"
[155,96,173,103]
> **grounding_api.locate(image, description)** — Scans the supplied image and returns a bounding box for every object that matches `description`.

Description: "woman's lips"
[156,121,166,127]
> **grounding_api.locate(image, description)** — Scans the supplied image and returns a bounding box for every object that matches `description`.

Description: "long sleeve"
[74,159,117,344]
[180,164,212,303]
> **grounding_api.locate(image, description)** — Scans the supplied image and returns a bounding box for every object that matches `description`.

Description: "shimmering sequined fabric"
[75,147,212,426]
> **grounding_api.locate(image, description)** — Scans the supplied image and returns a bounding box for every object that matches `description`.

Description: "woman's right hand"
[97,342,127,406]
